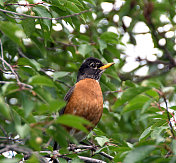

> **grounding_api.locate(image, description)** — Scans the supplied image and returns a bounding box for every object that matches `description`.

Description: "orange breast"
[64,78,103,128]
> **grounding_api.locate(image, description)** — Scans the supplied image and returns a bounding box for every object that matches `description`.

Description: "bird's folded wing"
[59,86,75,115]
[64,86,75,101]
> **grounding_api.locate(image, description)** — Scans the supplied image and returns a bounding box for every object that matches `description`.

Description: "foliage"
[0,0,176,162]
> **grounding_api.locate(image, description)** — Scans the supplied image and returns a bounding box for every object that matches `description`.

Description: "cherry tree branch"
[4,2,44,6]
[0,41,33,89]
[0,144,47,163]
[0,8,92,20]
[153,88,176,139]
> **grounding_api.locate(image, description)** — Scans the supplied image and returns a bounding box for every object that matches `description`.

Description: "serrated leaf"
[33,6,52,30]
[29,75,55,87]
[123,145,156,163]
[66,1,85,21]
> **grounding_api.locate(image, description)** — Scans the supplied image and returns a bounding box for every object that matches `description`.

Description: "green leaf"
[26,155,40,163]
[66,1,86,22]
[95,136,109,147]
[107,45,120,59]
[16,124,30,138]
[33,6,52,30]
[122,95,151,113]
[21,18,35,37]
[83,0,96,5]
[66,1,81,13]
[0,99,11,120]
[50,0,64,8]
[18,58,41,71]
[100,32,119,44]
[0,21,24,48]
[98,39,107,53]
[151,126,168,143]
[139,126,152,141]
[28,75,55,87]
[21,93,35,118]
[123,145,156,163]
[53,71,70,81]
[56,114,92,133]
[113,87,151,108]
[37,100,66,114]
[68,0,84,8]
[78,44,92,57]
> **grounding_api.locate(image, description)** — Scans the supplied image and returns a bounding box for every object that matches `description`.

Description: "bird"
[56,57,114,145]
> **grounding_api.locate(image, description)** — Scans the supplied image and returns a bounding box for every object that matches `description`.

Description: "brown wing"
[59,86,75,115]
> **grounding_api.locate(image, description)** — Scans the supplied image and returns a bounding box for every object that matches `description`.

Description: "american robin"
[56,57,114,145]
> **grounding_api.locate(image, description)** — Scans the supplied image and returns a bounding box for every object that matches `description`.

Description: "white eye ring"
[90,62,97,69]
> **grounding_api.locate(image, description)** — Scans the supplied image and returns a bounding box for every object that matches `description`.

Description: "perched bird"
[57,57,114,143]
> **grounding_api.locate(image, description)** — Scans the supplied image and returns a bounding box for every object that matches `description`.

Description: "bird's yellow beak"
[99,62,114,70]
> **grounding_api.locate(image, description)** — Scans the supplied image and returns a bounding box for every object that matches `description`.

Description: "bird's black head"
[77,57,114,82]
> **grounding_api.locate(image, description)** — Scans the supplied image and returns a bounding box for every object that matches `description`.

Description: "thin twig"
[0,81,15,84]
[41,149,107,163]
[163,97,176,139]
[99,151,114,160]
[104,89,123,95]
[0,8,92,20]
[4,2,44,6]
[153,88,176,139]
[0,56,33,89]
[0,39,7,70]
[17,48,29,58]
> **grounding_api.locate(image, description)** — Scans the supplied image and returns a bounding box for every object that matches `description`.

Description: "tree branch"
[0,40,33,89]
[163,96,176,139]
[41,149,107,163]
[4,2,44,6]
[0,8,92,20]
[0,56,33,89]
[153,88,176,139]
[0,144,47,163]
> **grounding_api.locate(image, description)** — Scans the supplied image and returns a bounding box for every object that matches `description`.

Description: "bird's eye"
[90,62,97,69]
